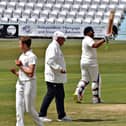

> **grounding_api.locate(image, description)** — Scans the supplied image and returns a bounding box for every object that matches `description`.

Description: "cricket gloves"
[104,34,114,43]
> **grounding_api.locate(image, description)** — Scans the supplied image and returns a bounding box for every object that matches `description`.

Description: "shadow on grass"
[72,118,116,122]
[76,102,126,104]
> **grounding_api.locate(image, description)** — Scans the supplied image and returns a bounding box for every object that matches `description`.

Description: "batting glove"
[104,34,113,43]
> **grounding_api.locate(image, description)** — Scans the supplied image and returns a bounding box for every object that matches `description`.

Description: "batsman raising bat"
[73,10,118,104]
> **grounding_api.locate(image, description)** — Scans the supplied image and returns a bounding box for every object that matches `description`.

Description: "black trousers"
[39,82,66,119]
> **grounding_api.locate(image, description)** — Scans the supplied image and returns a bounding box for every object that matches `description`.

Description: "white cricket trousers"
[81,63,101,97]
[16,80,43,126]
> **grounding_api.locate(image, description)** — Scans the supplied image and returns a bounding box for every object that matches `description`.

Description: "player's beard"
[91,34,94,39]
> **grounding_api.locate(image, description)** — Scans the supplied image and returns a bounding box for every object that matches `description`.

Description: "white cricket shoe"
[73,93,83,103]
[57,116,72,122]
[92,97,103,104]
[39,117,52,122]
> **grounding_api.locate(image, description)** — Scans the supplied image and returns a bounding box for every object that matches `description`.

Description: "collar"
[52,40,60,47]
[23,49,32,56]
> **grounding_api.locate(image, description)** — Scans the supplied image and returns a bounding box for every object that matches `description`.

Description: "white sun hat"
[53,31,67,40]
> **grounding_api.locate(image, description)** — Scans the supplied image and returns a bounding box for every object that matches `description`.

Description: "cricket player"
[74,26,112,104]
[10,37,43,126]
[39,31,72,122]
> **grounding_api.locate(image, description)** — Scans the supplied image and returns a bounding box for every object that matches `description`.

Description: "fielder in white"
[74,26,111,104]
[10,37,43,126]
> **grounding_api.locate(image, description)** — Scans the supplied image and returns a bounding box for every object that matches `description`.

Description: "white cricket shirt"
[81,36,97,64]
[45,40,67,83]
[18,49,37,81]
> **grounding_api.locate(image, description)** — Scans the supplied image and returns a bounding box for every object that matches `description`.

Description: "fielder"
[10,37,43,126]
[73,26,112,104]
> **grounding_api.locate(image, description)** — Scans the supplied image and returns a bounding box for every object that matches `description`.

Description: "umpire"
[39,31,72,122]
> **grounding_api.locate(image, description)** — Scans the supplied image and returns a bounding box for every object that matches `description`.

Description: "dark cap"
[84,26,94,35]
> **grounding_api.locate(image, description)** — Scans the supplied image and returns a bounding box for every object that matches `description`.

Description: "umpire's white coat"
[45,40,67,84]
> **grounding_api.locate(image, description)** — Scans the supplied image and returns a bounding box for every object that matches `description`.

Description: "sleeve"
[46,46,62,72]
[28,55,37,65]
[87,38,95,47]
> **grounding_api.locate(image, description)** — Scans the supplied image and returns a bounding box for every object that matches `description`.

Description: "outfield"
[0,39,126,126]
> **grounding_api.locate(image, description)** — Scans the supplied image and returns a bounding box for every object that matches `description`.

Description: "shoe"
[39,117,52,122]
[73,93,82,103]
[57,116,72,122]
[92,97,103,104]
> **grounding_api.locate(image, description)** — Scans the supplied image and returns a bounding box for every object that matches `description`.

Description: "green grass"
[0,39,126,126]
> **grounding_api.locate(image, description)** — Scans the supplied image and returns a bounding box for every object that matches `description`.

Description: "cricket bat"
[105,9,115,49]
[107,9,115,35]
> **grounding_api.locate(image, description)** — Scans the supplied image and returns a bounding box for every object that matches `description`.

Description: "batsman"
[73,10,118,103]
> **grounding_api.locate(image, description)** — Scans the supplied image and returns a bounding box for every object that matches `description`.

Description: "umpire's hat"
[53,31,67,40]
